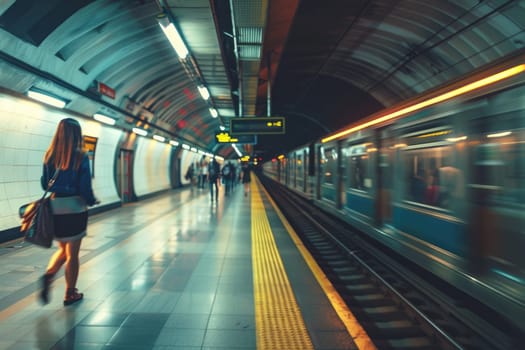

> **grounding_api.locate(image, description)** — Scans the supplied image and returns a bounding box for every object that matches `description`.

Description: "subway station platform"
[0,177,373,350]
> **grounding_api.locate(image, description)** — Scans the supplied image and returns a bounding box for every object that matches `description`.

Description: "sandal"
[39,274,53,305]
[63,288,83,306]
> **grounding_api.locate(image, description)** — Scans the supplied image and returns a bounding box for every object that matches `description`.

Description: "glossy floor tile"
[0,181,357,350]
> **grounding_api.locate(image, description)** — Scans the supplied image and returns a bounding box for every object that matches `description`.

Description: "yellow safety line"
[254,177,377,350]
[251,181,314,350]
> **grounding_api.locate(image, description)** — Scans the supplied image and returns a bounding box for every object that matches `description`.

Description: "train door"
[302,148,308,193]
[118,149,134,203]
[376,128,393,226]
[342,136,376,219]
[318,142,339,205]
[315,144,323,200]
[290,153,297,189]
[283,157,289,186]
[308,143,316,198]
[296,151,304,192]
[467,113,525,280]
[336,142,345,209]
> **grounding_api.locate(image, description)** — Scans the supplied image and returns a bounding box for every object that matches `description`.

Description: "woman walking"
[40,118,99,306]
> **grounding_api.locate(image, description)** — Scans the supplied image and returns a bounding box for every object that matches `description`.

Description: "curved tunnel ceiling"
[1,0,524,160]
[0,0,237,157]
[256,0,525,157]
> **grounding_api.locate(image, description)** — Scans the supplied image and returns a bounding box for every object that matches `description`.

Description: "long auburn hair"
[44,118,84,170]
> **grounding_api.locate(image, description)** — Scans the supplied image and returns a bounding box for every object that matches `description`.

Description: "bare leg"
[45,242,67,275]
[40,242,67,304]
[62,239,84,305]
[64,239,82,290]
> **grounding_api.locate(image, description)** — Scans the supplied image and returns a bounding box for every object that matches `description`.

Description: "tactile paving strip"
[251,181,314,350]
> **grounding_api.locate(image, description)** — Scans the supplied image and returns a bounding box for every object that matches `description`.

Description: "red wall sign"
[98,82,116,99]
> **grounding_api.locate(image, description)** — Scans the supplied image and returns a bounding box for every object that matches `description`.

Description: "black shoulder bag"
[19,169,59,248]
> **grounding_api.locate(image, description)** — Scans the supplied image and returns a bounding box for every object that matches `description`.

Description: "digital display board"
[230,117,285,135]
[215,132,256,144]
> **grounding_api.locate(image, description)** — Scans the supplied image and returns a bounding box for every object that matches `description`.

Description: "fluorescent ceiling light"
[157,15,188,59]
[209,108,218,118]
[93,113,116,125]
[169,140,179,146]
[198,86,210,100]
[446,136,467,142]
[153,135,166,142]
[182,144,190,150]
[132,127,148,136]
[27,89,67,108]
[232,144,243,157]
[487,131,511,138]
[219,125,226,131]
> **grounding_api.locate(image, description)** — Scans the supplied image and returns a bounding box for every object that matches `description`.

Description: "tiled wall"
[133,135,173,197]
[0,92,121,232]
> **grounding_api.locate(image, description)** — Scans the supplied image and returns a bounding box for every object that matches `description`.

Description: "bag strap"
[40,169,60,201]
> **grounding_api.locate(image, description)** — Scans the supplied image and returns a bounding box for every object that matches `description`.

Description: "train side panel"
[268,58,525,330]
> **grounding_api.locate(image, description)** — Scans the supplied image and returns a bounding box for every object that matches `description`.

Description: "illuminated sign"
[215,132,256,144]
[230,117,285,135]
[98,82,116,99]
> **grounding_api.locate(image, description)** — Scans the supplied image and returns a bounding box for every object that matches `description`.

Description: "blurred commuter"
[222,161,234,195]
[241,162,251,197]
[198,155,208,189]
[40,118,99,306]
[439,161,464,211]
[208,158,220,201]
[185,163,195,188]
[425,169,440,206]
[201,156,210,188]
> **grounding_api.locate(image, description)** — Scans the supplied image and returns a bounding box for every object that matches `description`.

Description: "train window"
[320,147,336,185]
[344,143,374,192]
[296,154,304,188]
[403,145,464,211]
[472,125,525,208]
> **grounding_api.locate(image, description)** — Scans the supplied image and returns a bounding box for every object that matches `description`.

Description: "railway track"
[259,176,520,350]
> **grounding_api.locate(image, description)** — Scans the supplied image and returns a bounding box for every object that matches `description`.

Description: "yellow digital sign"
[215,132,256,144]
[216,132,239,143]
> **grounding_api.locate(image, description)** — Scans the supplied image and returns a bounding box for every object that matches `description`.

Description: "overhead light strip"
[157,11,221,125]
[27,88,68,108]
[132,127,148,136]
[93,113,116,125]
[157,14,188,59]
[322,63,525,143]
[153,135,166,142]
[198,86,210,100]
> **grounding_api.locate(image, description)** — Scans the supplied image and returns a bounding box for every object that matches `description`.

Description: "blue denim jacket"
[41,153,97,206]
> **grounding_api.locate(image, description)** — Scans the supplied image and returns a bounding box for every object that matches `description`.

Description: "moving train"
[263,54,525,331]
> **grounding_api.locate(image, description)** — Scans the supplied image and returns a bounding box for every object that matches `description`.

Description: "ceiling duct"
[238,27,263,61]
[230,0,268,117]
